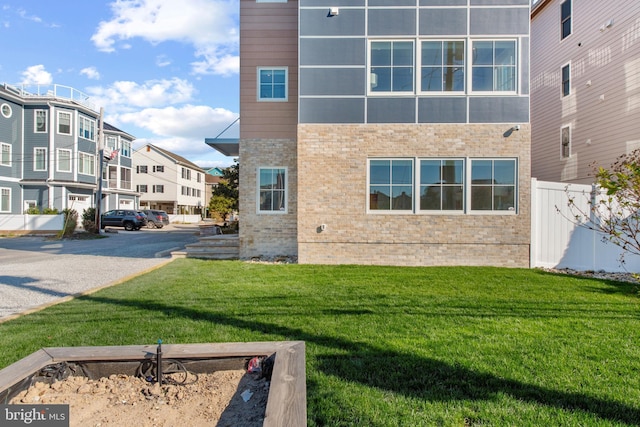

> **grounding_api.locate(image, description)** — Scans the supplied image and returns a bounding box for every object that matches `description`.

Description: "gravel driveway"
[0,225,201,321]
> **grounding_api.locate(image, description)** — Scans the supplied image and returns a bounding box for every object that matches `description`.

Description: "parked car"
[101,210,147,231]
[142,209,170,229]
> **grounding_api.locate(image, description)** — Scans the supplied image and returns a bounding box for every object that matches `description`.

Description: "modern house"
[0,83,138,217]
[132,143,206,215]
[209,0,532,266]
[530,0,640,184]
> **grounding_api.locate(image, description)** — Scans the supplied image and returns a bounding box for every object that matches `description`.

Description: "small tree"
[567,149,640,259]
[209,160,239,222]
[209,194,235,223]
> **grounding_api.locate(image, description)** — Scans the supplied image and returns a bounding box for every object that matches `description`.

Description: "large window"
[0,188,10,212]
[35,110,47,133]
[258,67,288,101]
[79,116,95,141]
[471,40,517,92]
[57,149,71,172]
[470,159,516,211]
[369,159,413,211]
[34,148,47,171]
[562,63,570,96]
[1,143,10,166]
[78,152,95,176]
[561,126,571,158]
[370,41,414,93]
[419,159,464,211]
[258,167,287,213]
[421,41,465,92]
[58,111,71,135]
[121,168,132,190]
[561,0,572,40]
[369,158,517,213]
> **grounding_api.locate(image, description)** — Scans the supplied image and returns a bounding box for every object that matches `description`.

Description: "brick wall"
[296,123,531,267]
[239,139,298,258]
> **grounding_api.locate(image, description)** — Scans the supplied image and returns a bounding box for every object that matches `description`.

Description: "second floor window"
[1,143,10,166]
[137,165,148,174]
[78,152,95,176]
[258,67,288,101]
[34,148,47,171]
[561,0,572,40]
[121,168,132,190]
[472,40,517,92]
[57,149,71,172]
[371,41,414,93]
[58,111,71,135]
[153,165,164,173]
[35,110,47,133]
[79,116,96,141]
[153,185,164,193]
[421,41,465,92]
[121,140,131,157]
[562,64,570,96]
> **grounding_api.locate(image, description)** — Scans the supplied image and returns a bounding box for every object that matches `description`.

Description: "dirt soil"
[10,370,269,427]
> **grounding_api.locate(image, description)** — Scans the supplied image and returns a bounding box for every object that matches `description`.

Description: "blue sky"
[0,0,239,168]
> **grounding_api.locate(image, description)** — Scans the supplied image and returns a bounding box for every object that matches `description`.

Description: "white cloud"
[20,65,53,85]
[80,66,101,80]
[86,78,196,112]
[92,0,239,75]
[191,53,238,77]
[156,55,172,67]
[118,104,237,139]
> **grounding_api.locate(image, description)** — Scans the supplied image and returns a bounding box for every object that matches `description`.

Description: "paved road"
[0,224,201,321]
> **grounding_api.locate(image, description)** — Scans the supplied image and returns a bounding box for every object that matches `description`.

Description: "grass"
[1,260,640,426]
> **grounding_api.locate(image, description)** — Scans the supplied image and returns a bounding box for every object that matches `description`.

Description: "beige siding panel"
[531,0,640,183]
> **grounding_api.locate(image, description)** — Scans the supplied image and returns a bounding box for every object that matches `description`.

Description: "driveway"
[0,224,201,321]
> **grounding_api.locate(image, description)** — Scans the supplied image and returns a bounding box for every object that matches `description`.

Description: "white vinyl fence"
[531,178,640,272]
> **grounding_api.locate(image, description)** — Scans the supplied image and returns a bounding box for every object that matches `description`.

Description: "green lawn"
[1,260,639,426]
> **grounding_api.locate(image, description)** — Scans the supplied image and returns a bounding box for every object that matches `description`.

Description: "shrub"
[43,207,59,215]
[25,207,41,214]
[82,207,98,233]
[58,209,78,238]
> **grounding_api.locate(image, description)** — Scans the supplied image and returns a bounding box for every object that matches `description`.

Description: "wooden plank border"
[0,341,306,426]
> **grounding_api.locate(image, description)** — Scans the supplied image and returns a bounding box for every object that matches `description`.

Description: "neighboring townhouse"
[210,0,532,266]
[530,0,640,184]
[204,167,224,218]
[133,144,206,215]
[0,83,138,217]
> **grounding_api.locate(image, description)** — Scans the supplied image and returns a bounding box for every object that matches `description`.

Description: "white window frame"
[1,103,12,118]
[561,125,571,159]
[57,148,72,172]
[367,158,414,213]
[418,40,466,94]
[257,167,288,214]
[0,143,10,167]
[137,184,148,193]
[78,151,95,176]
[0,187,10,212]
[153,165,164,173]
[121,140,131,157]
[34,147,47,171]
[57,111,72,135]
[34,110,47,133]
[257,67,288,102]
[470,39,518,94]
[121,167,132,190]
[418,158,465,213]
[468,158,517,214]
[78,116,96,141]
[561,62,571,97]
[369,40,415,95]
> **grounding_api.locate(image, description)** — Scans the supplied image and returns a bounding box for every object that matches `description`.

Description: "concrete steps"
[172,234,239,260]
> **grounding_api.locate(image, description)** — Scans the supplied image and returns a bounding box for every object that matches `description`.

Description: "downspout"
[47,102,55,209]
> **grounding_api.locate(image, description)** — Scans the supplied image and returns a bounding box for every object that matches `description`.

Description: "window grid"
[371,41,415,93]
[58,111,71,135]
[35,110,47,133]
[34,148,47,171]
[421,41,465,93]
[1,143,10,166]
[57,149,72,172]
[0,188,10,212]
[258,67,288,101]
[78,116,96,141]
[258,167,287,213]
[78,152,95,176]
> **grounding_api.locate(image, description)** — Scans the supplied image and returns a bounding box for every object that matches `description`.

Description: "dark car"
[142,209,170,228]
[101,209,147,231]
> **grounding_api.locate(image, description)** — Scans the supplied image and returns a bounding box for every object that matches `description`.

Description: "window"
[78,116,95,141]
[121,168,132,190]
[0,188,10,212]
[153,165,164,173]
[181,186,188,196]
[562,63,570,96]
[107,166,117,188]
[1,143,10,166]
[57,149,71,172]
[1,103,12,118]
[58,111,71,134]
[258,167,287,212]
[470,159,516,211]
[78,152,95,176]
[34,148,47,171]
[153,185,164,193]
[419,159,464,211]
[197,173,201,183]
[121,140,131,157]
[472,40,517,92]
[137,165,148,174]
[421,41,465,92]
[368,159,413,211]
[370,41,414,93]
[137,185,148,193]
[561,126,571,158]
[35,110,47,133]
[106,136,118,151]
[258,67,288,101]
[561,0,572,40]
[182,168,191,180]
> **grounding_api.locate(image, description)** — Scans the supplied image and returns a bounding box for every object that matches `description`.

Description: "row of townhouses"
[0,84,206,218]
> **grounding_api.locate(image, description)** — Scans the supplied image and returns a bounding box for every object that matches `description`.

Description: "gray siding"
[470,8,530,35]
[300,69,366,96]
[418,97,467,123]
[368,9,416,36]
[469,97,529,123]
[419,9,467,35]
[299,98,365,123]
[300,39,366,66]
[300,9,365,36]
[368,98,416,123]
[0,98,22,179]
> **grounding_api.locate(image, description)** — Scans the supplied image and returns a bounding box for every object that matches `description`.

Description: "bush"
[58,209,78,238]
[25,207,41,214]
[43,207,59,215]
[82,207,98,233]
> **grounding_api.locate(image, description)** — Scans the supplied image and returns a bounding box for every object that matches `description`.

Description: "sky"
[0,0,239,168]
